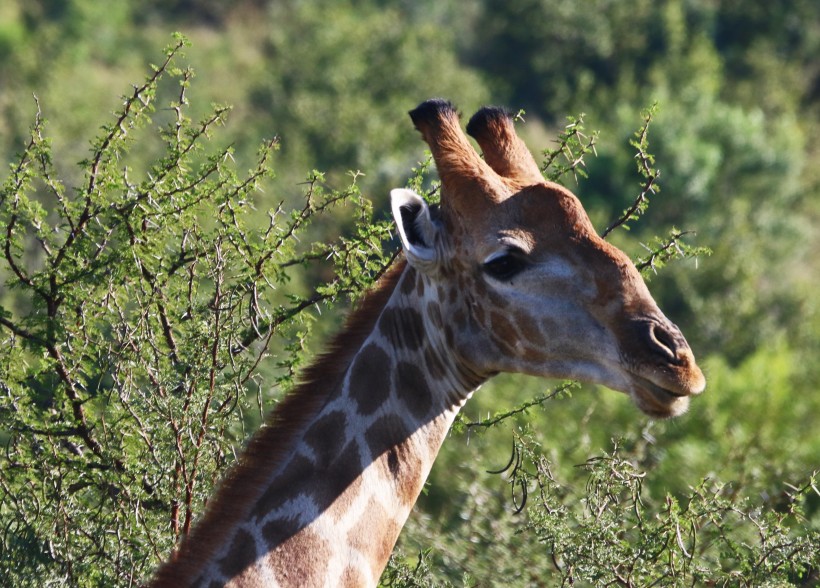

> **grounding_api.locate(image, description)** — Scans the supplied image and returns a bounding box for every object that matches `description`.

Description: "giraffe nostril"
[645,321,686,364]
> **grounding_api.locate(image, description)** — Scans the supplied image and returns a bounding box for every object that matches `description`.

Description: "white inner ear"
[390,188,438,268]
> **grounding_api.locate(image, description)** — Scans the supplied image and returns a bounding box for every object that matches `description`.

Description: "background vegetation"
[1,0,818,585]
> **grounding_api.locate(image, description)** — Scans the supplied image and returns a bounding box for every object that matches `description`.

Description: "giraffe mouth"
[630,375,691,419]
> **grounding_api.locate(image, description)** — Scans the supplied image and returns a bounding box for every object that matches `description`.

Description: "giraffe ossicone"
[150,99,705,587]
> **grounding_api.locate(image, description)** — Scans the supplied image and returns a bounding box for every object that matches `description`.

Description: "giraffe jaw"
[628,375,693,419]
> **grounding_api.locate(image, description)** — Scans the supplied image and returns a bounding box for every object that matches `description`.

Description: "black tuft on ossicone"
[466,106,513,140]
[409,99,459,129]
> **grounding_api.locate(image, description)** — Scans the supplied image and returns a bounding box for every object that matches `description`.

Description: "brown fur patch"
[426,301,444,330]
[424,346,447,381]
[310,439,362,513]
[517,312,546,348]
[489,311,517,351]
[473,276,487,298]
[326,469,365,523]
[400,268,416,296]
[348,343,392,415]
[341,565,370,587]
[472,302,486,325]
[395,361,433,419]
[378,307,425,352]
[415,273,425,298]
[449,285,459,303]
[347,498,403,574]
[269,527,331,588]
[261,517,301,549]
[303,410,348,468]
[444,324,455,347]
[365,415,409,462]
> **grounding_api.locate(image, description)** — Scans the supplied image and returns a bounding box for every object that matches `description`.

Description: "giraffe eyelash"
[482,249,529,281]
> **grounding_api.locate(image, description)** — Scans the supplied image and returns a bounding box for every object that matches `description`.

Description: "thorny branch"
[635,230,697,274]
[53,39,189,271]
[456,382,576,431]
[602,107,659,238]
[540,115,598,184]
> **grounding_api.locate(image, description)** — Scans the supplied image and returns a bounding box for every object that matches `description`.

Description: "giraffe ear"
[390,188,439,271]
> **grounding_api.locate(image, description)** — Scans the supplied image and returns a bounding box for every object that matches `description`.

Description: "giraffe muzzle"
[618,317,705,418]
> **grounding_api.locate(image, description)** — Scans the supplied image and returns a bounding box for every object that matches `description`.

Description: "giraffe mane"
[150,258,408,587]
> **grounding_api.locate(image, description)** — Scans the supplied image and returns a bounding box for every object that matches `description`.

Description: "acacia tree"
[1,40,817,587]
[0,37,394,585]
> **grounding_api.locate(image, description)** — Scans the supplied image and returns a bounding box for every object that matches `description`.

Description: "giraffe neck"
[152,261,484,587]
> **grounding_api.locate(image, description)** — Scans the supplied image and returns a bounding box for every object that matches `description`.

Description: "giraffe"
[149,99,705,587]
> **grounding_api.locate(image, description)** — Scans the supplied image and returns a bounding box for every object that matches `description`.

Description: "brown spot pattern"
[487,288,508,308]
[379,307,425,352]
[472,302,486,324]
[327,470,365,523]
[341,565,369,587]
[444,324,455,347]
[426,301,444,330]
[310,439,363,513]
[348,343,392,415]
[448,285,459,303]
[261,517,301,548]
[522,344,544,363]
[303,411,347,469]
[400,269,416,296]
[269,527,331,588]
[252,455,313,520]
[489,311,517,352]
[395,361,433,419]
[517,312,546,348]
[365,415,409,462]
[424,346,446,381]
[415,274,425,298]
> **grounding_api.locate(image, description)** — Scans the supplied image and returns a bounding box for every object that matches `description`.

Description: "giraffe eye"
[483,251,528,281]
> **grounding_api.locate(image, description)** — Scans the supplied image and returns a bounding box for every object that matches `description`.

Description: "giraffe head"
[391,99,705,418]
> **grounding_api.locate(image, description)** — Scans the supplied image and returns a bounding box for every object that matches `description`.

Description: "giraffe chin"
[629,379,691,419]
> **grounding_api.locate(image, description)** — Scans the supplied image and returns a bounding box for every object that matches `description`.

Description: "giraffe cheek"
[471,303,486,325]
[488,311,519,354]
[516,311,547,348]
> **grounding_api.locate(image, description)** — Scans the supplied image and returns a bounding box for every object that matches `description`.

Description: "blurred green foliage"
[1,0,818,585]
